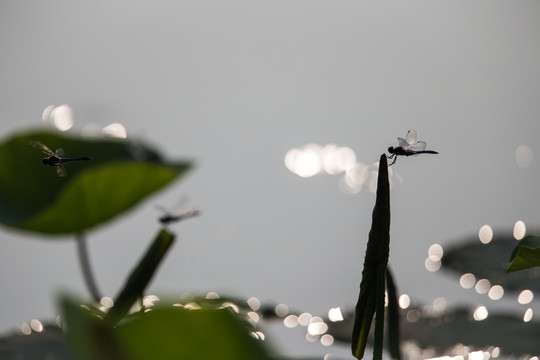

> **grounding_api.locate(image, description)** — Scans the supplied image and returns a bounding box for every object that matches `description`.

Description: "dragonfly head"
[387,146,395,154]
[41,158,49,165]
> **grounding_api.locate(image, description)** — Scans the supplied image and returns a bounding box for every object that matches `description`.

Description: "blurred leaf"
[330,306,540,357]
[352,154,391,360]
[106,229,175,325]
[385,268,401,360]
[441,235,540,293]
[61,297,130,360]
[61,297,270,360]
[116,307,270,360]
[506,235,540,273]
[0,130,191,235]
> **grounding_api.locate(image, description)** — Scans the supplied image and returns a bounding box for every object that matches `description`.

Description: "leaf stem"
[76,232,101,302]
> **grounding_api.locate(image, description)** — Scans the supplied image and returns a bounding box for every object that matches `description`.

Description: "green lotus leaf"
[0,130,191,235]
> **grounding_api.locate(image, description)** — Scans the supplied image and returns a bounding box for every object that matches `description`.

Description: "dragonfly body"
[387,130,438,166]
[158,208,200,226]
[30,140,90,177]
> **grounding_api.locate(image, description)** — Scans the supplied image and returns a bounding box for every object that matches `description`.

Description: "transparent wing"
[154,204,171,215]
[404,130,417,145]
[55,148,65,157]
[29,140,55,156]
[397,137,408,148]
[56,165,68,177]
[406,141,427,152]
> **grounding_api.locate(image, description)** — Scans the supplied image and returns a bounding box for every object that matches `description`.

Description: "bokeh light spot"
[488,285,504,300]
[459,273,476,289]
[473,305,488,321]
[247,297,261,311]
[475,279,491,294]
[515,145,534,168]
[513,220,526,240]
[517,289,533,304]
[523,308,533,322]
[399,294,411,309]
[328,307,344,322]
[428,244,444,261]
[478,225,493,244]
[102,122,127,138]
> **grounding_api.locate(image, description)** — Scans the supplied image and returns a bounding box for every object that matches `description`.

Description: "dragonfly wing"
[29,140,55,156]
[404,130,417,145]
[397,137,408,148]
[56,165,68,177]
[55,148,65,157]
[407,141,427,152]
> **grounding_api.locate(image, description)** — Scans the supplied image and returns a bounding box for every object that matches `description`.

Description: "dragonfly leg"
[388,156,397,166]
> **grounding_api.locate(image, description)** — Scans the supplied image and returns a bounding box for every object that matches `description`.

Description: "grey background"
[1,1,539,358]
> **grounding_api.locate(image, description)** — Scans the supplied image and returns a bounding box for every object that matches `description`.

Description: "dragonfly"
[156,202,200,226]
[387,130,438,166]
[29,140,91,177]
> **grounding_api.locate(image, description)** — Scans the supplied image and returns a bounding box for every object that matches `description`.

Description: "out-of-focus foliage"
[0,130,191,235]
[61,297,271,360]
[506,235,540,273]
[442,235,540,292]
[352,155,400,360]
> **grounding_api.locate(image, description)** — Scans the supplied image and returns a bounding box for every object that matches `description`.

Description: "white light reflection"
[406,309,421,322]
[433,297,447,312]
[513,220,526,240]
[100,297,114,309]
[321,144,356,174]
[275,303,289,317]
[283,315,298,328]
[488,285,504,300]
[328,307,344,322]
[478,225,493,244]
[205,292,220,300]
[220,302,240,313]
[42,104,74,131]
[515,145,534,168]
[320,334,334,346]
[19,322,31,335]
[142,294,160,308]
[428,244,444,261]
[102,122,127,138]
[305,332,319,343]
[460,273,476,289]
[284,144,322,178]
[247,311,260,324]
[399,294,411,309]
[297,312,312,326]
[425,257,441,272]
[517,289,534,304]
[475,279,491,294]
[307,320,328,336]
[247,297,261,311]
[468,351,486,360]
[285,143,396,194]
[523,308,533,322]
[473,305,488,321]
[30,319,43,333]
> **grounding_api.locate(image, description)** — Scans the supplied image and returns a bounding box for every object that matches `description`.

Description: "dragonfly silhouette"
[156,204,200,226]
[29,140,91,177]
[387,130,438,166]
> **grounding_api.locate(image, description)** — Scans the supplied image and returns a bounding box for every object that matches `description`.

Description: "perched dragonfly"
[29,140,91,177]
[156,204,200,226]
[387,130,438,166]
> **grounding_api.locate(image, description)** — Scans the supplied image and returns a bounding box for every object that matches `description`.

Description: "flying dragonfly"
[387,130,438,166]
[156,204,200,226]
[29,140,91,177]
